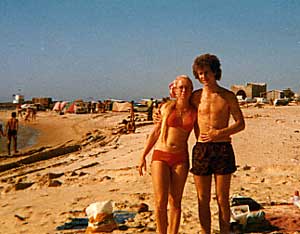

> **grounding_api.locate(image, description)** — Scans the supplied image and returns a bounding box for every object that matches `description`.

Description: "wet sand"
[0,124,39,154]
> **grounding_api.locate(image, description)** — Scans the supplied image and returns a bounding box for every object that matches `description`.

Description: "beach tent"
[60,101,67,110]
[52,101,68,112]
[65,100,86,114]
[112,101,131,112]
[66,102,76,113]
[52,102,61,111]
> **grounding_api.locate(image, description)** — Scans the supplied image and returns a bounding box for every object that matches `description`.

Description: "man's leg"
[7,135,11,155]
[194,175,212,234]
[13,135,18,153]
[214,174,232,234]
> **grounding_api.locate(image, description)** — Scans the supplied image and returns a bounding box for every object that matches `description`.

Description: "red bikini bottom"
[152,150,188,168]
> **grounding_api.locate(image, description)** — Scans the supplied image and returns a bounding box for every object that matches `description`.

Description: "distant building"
[231,82,267,99]
[12,94,24,104]
[32,97,53,108]
[282,88,294,99]
[264,90,284,100]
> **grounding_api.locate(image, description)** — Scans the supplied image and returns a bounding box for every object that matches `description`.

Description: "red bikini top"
[167,109,196,132]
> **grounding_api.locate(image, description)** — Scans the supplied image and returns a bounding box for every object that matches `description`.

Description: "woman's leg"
[214,174,232,234]
[193,175,212,234]
[168,162,189,234]
[151,161,170,234]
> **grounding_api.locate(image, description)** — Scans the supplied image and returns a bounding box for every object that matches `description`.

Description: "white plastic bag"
[85,200,117,233]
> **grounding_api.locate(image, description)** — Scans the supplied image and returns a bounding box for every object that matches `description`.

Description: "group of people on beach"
[0,112,19,155]
[138,53,245,234]
[16,104,37,122]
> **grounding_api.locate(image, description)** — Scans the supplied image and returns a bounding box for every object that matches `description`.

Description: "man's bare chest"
[198,97,228,115]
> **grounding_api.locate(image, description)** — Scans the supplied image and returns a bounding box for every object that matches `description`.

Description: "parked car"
[256,98,269,104]
[274,98,289,106]
[134,103,148,112]
[75,102,88,114]
[244,97,257,103]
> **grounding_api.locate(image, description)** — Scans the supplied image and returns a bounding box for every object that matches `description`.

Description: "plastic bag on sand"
[85,200,117,233]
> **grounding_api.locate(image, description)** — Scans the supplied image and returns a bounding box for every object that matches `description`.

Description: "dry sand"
[0,105,300,233]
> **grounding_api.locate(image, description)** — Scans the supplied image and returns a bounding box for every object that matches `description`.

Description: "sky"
[1,0,300,102]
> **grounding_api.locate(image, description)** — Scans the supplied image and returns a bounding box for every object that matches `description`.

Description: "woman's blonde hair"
[160,75,193,142]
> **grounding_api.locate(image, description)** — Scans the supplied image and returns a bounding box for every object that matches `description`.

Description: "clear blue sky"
[1,0,299,102]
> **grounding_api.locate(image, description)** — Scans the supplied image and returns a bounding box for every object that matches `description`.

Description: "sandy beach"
[0,105,300,233]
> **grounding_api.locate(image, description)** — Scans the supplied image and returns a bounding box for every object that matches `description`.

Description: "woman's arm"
[138,123,161,176]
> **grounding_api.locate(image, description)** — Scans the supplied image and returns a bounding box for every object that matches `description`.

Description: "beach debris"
[78,171,88,177]
[292,191,300,208]
[81,132,106,146]
[231,204,250,226]
[137,203,149,213]
[85,200,118,233]
[99,175,112,182]
[45,172,64,180]
[56,217,88,231]
[124,210,155,230]
[0,144,81,173]
[70,171,78,176]
[74,162,99,171]
[38,173,64,187]
[231,196,262,211]
[275,119,285,124]
[242,165,251,171]
[15,182,34,190]
[230,204,279,232]
[14,214,26,221]
[113,210,136,224]
[48,180,62,187]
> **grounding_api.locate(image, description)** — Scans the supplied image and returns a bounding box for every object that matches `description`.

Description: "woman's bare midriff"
[155,127,190,154]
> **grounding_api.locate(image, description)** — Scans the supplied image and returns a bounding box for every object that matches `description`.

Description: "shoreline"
[0,124,39,154]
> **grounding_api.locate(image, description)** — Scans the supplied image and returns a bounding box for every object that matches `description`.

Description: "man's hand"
[152,109,162,124]
[200,127,221,142]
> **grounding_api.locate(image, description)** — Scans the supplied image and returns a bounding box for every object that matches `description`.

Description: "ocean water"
[0,124,39,154]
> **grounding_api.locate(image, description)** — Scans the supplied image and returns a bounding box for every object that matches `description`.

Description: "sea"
[0,122,39,154]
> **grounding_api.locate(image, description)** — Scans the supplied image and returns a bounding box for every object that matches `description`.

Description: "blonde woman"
[138,75,197,234]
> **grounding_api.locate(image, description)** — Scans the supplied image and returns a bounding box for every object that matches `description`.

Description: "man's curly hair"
[192,54,222,81]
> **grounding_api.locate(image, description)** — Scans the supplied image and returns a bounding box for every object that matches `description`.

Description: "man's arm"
[210,92,245,140]
[194,118,200,139]
[222,92,245,135]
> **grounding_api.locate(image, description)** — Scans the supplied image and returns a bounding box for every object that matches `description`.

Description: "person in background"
[0,122,4,153]
[190,54,245,234]
[0,123,4,136]
[147,98,154,121]
[5,112,19,155]
[127,101,136,133]
[139,75,197,234]
[16,104,23,119]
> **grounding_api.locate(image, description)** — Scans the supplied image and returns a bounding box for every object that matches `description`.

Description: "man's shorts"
[190,142,237,176]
